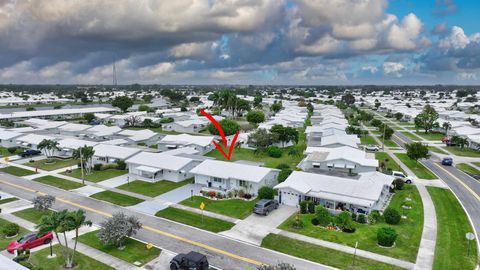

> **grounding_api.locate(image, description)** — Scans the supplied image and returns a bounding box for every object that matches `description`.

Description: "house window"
[213,177,222,183]
[239,180,248,187]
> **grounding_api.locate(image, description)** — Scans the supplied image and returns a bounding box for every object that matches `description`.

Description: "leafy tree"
[405,142,430,166]
[37,139,59,160]
[414,105,439,133]
[451,135,469,148]
[374,99,381,109]
[246,111,265,125]
[112,96,134,113]
[394,112,403,121]
[37,210,92,268]
[138,104,151,111]
[270,101,282,113]
[287,147,302,157]
[142,118,154,128]
[189,96,200,102]
[382,125,394,140]
[258,186,275,199]
[377,227,398,247]
[33,195,55,212]
[253,95,263,108]
[315,205,332,226]
[84,113,95,123]
[277,168,293,183]
[341,93,355,105]
[370,119,383,128]
[207,119,240,136]
[142,94,153,103]
[98,212,142,249]
[270,125,299,146]
[247,129,278,151]
[235,99,251,115]
[442,122,451,134]
[267,146,283,158]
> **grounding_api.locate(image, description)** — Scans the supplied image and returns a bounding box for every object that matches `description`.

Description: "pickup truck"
[390,171,413,184]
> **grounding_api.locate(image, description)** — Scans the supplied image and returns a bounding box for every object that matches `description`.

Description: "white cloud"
[362,66,378,73]
[386,13,423,50]
[383,61,405,75]
[438,26,470,49]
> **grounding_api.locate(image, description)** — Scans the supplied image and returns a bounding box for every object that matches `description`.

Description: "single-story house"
[92,144,141,165]
[189,160,279,195]
[84,124,122,139]
[126,152,199,182]
[55,138,99,157]
[0,130,24,148]
[158,134,214,154]
[57,123,92,136]
[162,119,208,133]
[319,134,360,149]
[15,134,56,150]
[274,171,394,214]
[298,146,378,174]
[118,129,161,146]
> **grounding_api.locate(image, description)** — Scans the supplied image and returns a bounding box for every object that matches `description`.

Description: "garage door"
[281,191,299,207]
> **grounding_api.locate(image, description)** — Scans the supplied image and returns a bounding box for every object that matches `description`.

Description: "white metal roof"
[57,138,98,149]
[304,146,378,167]
[58,123,91,132]
[0,107,116,120]
[126,151,194,171]
[275,171,394,207]
[0,130,23,140]
[16,134,56,145]
[189,159,276,183]
[85,125,122,137]
[118,129,158,141]
[93,144,141,159]
[160,134,214,147]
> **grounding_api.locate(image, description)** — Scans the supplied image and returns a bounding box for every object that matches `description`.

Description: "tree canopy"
[246,110,265,125]
[207,119,240,136]
[112,96,134,112]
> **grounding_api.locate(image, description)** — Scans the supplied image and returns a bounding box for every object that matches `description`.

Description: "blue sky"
[0,0,479,85]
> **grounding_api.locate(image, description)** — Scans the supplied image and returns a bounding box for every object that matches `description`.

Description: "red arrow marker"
[200,110,239,160]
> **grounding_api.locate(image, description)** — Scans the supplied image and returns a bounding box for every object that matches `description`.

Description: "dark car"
[169,251,209,270]
[253,199,279,216]
[7,231,53,254]
[18,149,42,158]
[441,157,453,166]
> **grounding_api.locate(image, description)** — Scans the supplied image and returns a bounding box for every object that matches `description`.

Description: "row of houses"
[273,105,394,215]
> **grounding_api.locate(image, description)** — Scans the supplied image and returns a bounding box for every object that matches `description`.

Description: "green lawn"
[63,168,128,183]
[0,147,24,157]
[456,163,480,176]
[414,132,445,141]
[29,245,115,270]
[261,234,404,270]
[25,158,79,171]
[427,187,478,270]
[0,218,30,251]
[90,191,144,206]
[12,208,54,224]
[34,175,85,190]
[0,166,36,176]
[117,178,192,197]
[360,135,379,145]
[383,139,398,147]
[0,197,18,204]
[77,230,161,266]
[375,152,404,173]
[279,185,423,262]
[473,162,480,167]
[428,146,448,154]
[155,207,234,233]
[180,196,257,219]
[442,146,480,158]
[394,153,437,179]
[401,132,423,141]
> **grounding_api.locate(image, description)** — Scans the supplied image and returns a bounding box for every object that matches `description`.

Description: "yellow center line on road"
[433,163,480,202]
[0,179,263,266]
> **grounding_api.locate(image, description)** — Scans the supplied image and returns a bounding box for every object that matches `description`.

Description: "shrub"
[357,214,366,224]
[315,205,332,226]
[342,220,356,233]
[307,201,315,214]
[238,189,245,198]
[299,201,308,214]
[368,210,381,224]
[311,218,319,226]
[384,208,401,225]
[351,212,357,221]
[336,211,352,229]
[377,227,398,247]
[258,186,275,200]
[116,159,126,170]
[394,179,405,190]
[207,191,216,198]
[216,192,223,199]
[7,147,17,154]
[2,222,20,237]
[227,191,233,198]
[93,163,102,171]
[266,146,283,158]
[276,163,290,170]
[244,193,252,199]
[277,168,293,183]
[292,216,304,229]
[160,117,174,124]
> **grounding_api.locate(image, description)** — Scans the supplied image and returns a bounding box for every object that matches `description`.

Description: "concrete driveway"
[220,205,297,245]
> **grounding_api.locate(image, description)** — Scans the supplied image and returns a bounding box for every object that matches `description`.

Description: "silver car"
[253,199,279,216]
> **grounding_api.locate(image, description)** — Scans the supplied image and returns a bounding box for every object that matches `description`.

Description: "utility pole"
[80,147,85,185]
[382,123,386,151]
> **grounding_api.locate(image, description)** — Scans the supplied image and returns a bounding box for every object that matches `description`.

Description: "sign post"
[200,202,205,224]
[352,241,358,266]
[466,232,475,256]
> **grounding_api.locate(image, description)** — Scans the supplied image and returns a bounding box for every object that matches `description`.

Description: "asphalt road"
[392,132,480,238]
[0,173,330,270]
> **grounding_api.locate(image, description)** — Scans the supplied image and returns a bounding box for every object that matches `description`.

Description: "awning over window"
[334,163,345,168]
[312,162,321,166]
[346,164,355,169]
[136,165,161,173]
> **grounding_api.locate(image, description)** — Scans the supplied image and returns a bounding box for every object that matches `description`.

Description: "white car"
[365,144,379,152]
[391,171,413,184]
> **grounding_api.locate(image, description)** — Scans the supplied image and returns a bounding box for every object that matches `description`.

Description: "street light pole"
[382,123,386,151]
[80,147,85,185]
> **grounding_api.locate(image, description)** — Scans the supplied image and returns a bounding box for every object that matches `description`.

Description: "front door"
[208,181,212,187]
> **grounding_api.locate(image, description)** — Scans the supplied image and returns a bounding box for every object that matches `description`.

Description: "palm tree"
[442,122,452,135]
[36,210,91,268]
[37,139,59,161]
[72,145,95,177]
